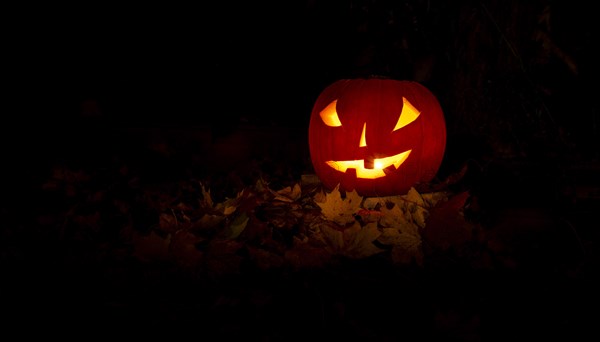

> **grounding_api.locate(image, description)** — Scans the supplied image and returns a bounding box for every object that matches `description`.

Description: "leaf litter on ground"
[32,159,491,279]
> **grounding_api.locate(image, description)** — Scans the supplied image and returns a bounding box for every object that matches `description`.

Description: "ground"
[1,122,598,341]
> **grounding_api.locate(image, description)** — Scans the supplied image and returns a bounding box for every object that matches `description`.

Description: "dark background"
[3,1,599,339]
[10,0,598,146]
[5,0,599,230]
[7,0,598,201]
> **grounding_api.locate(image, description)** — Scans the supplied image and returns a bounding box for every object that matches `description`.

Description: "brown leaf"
[238,215,271,243]
[159,212,179,233]
[285,238,333,270]
[170,230,204,269]
[132,231,171,262]
[247,246,285,271]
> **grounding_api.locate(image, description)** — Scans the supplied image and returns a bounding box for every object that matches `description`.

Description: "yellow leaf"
[421,191,449,208]
[319,223,344,253]
[402,187,429,228]
[320,221,384,259]
[404,187,425,207]
[379,204,409,228]
[316,184,363,226]
[363,195,403,210]
[411,206,428,229]
[223,205,237,216]
[362,196,383,210]
[377,228,423,265]
[343,222,383,259]
[378,227,403,245]
[313,189,327,203]
[214,190,244,216]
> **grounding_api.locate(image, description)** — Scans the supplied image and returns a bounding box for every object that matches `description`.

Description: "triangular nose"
[359,123,367,147]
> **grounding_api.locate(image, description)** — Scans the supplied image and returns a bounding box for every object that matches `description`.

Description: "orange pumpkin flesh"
[308,78,446,197]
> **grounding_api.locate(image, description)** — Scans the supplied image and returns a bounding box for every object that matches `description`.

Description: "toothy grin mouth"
[325,150,411,179]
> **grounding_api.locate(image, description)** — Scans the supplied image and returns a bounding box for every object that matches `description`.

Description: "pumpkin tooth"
[383,165,397,175]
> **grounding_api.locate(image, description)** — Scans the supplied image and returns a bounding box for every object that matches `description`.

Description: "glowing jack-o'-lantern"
[308,78,446,197]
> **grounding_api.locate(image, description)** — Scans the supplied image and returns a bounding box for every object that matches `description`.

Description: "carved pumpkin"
[308,78,446,197]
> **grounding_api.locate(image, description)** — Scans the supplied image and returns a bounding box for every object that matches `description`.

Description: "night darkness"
[12,2,343,126]
[3,1,600,340]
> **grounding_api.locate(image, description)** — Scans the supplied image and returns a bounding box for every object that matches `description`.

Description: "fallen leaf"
[272,183,302,202]
[403,187,428,228]
[378,228,423,265]
[199,182,213,208]
[321,221,384,259]
[132,231,171,262]
[195,213,225,231]
[355,208,383,223]
[159,212,179,233]
[221,212,249,239]
[315,184,363,226]
[379,204,410,229]
[247,246,285,271]
[170,230,204,269]
[285,237,333,270]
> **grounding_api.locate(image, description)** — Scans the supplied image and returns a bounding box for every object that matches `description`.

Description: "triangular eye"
[393,97,420,131]
[320,100,342,127]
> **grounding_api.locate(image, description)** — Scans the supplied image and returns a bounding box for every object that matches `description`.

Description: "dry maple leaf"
[379,204,411,229]
[315,184,363,226]
[378,227,423,265]
[320,221,384,259]
[403,187,428,228]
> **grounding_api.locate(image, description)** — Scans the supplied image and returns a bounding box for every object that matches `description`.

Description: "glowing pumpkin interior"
[320,97,420,179]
